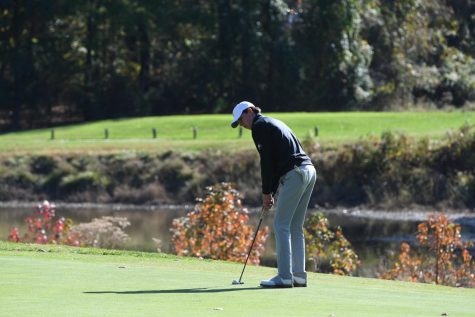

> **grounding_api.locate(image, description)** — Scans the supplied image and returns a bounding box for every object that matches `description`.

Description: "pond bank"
[1,200,474,221]
[1,127,475,209]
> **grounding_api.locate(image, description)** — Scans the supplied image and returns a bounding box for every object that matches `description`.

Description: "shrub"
[314,126,475,208]
[59,171,109,194]
[3,169,37,188]
[170,183,269,264]
[379,213,475,287]
[157,159,194,195]
[112,183,169,204]
[8,200,79,246]
[304,212,360,275]
[7,200,131,250]
[206,150,261,205]
[71,216,130,249]
[30,155,57,175]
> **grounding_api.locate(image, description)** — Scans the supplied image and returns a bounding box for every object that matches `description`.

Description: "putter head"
[232,279,244,285]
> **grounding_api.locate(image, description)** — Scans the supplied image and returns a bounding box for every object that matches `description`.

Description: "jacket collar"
[252,113,263,129]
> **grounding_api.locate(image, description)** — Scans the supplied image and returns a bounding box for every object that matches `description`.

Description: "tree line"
[0,0,474,130]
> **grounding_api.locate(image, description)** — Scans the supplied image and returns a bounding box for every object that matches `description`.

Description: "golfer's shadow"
[84,287,263,294]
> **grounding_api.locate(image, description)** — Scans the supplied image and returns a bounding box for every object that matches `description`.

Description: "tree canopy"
[0,0,474,130]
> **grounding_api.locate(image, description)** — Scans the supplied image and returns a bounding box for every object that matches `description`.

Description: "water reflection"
[0,204,189,253]
[1,204,474,277]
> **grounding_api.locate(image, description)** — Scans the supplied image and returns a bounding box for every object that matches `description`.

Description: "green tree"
[294,0,373,110]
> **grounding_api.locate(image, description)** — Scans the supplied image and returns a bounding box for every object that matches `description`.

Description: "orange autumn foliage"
[380,213,475,287]
[170,183,269,264]
[304,212,360,275]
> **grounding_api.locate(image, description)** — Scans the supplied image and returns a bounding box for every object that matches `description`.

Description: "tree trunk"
[261,0,275,107]
[9,0,22,131]
[216,0,232,100]
[240,0,251,98]
[84,0,96,120]
[138,20,150,94]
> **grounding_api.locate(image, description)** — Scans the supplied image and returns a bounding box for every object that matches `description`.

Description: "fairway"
[0,111,473,155]
[1,243,474,317]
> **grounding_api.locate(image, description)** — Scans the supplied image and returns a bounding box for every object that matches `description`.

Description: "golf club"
[232,206,266,285]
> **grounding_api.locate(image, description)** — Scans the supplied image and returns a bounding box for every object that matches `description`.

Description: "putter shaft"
[237,207,266,283]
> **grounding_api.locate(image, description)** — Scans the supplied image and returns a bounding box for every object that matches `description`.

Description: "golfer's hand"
[262,194,274,211]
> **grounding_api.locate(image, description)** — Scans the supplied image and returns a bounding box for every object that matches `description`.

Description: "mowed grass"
[0,111,473,155]
[1,242,474,317]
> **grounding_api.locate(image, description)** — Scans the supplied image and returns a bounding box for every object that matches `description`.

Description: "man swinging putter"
[230,101,317,288]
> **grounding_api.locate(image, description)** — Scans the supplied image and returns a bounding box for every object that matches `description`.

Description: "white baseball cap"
[230,101,255,128]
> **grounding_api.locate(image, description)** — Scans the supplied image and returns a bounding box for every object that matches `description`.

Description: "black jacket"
[251,114,313,194]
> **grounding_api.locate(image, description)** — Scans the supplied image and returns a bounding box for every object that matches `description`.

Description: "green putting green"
[1,242,474,316]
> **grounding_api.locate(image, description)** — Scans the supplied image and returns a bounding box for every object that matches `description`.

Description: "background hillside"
[1,0,474,130]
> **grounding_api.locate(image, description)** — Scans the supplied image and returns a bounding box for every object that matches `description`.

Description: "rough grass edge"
[0,240,217,264]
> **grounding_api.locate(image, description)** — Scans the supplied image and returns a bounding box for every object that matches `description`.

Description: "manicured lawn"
[0,111,473,155]
[1,241,474,317]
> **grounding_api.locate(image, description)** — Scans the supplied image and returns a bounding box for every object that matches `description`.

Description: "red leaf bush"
[8,200,79,246]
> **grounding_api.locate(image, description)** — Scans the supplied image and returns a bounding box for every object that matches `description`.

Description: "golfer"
[230,101,317,288]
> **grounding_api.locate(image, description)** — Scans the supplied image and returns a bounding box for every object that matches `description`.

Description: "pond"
[1,203,474,277]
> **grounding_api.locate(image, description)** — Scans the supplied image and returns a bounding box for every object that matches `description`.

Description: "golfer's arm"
[256,130,274,195]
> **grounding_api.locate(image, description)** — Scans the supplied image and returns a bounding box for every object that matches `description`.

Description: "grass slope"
[1,242,474,317]
[0,111,473,155]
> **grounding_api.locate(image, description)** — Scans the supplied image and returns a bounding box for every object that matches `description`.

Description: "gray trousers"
[274,165,317,281]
